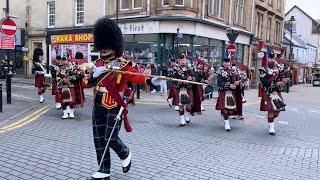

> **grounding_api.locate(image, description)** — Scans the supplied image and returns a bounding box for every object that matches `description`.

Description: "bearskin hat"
[223,57,231,62]
[93,18,123,57]
[33,48,44,62]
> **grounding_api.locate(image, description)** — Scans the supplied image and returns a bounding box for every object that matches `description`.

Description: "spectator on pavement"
[159,62,168,96]
[143,64,152,93]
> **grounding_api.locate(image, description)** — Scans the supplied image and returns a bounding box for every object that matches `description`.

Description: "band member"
[190,62,205,115]
[215,58,240,132]
[259,54,287,135]
[83,18,162,179]
[167,59,180,111]
[176,58,193,126]
[50,56,62,109]
[32,48,47,103]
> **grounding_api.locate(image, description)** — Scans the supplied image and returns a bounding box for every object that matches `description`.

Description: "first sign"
[0,18,17,36]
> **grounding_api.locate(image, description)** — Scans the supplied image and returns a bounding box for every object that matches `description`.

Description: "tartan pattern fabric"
[92,103,130,174]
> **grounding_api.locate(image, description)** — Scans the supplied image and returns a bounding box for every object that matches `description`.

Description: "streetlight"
[287,16,296,63]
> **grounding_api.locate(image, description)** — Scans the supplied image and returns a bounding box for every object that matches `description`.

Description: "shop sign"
[51,33,93,44]
[119,21,159,34]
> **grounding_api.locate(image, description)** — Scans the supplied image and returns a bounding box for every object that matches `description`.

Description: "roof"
[283,29,307,48]
[285,5,320,25]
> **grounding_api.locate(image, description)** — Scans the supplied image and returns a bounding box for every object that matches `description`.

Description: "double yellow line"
[0,106,50,133]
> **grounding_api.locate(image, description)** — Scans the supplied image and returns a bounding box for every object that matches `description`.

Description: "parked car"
[312,73,320,86]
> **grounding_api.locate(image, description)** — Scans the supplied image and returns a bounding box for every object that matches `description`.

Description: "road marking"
[278,121,288,125]
[0,106,50,133]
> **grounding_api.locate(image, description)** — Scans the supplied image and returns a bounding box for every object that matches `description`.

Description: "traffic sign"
[0,35,15,49]
[0,18,17,36]
[226,43,237,56]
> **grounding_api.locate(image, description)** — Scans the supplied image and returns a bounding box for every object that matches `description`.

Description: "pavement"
[0,78,319,180]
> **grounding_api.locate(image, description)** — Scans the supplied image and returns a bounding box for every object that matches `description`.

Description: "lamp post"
[288,16,296,63]
[176,27,180,57]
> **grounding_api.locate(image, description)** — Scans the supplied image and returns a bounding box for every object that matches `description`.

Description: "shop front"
[119,19,251,70]
[47,28,97,65]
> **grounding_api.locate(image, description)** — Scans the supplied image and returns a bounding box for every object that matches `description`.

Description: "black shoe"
[186,120,190,124]
[179,123,186,127]
[87,177,110,180]
[226,129,231,132]
[269,132,275,136]
[123,160,131,173]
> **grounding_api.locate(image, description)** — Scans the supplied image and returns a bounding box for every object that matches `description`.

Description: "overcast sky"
[285,0,320,20]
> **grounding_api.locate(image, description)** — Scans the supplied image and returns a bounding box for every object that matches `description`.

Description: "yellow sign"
[23,55,30,61]
[51,33,94,44]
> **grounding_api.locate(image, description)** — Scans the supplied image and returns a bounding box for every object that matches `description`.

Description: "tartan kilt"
[260,91,285,112]
[73,85,85,108]
[35,74,45,88]
[55,90,62,103]
[51,81,58,95]
[215,90,236,110]
[169,86,180,106]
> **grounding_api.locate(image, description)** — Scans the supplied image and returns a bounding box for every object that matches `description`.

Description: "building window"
[267,17,272,41]
[120,0,130,10]
[209,0,223,18]
[275,21,281,44]
[268,0,272,6]
[255,12,263,39]
[75,0,84,26]
[162,0,169,6]
[277,0,281,11]
[235,0,244,25]
[47,2,55,28]
[133,0,142,9]
[175,0,184,6]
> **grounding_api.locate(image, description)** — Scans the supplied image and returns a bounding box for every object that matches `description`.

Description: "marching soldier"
[83,18,163,179]
[32,48,47,103]
[167,59,180,110]
[215,58,240,132]
[50,56,63,109]
[259,53,287,135]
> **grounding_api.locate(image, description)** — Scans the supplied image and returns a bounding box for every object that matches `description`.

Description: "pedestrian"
[159,62,168,96]
[259,53,287,135]
[143,64,151,93]
[32,48,47,103]
[82,18,163,179]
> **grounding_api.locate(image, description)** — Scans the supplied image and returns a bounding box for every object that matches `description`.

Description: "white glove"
[93,66,107,78]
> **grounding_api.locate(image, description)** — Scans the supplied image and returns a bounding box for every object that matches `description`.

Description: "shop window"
[209,0,223,18]
[47,2,55,28]
[162,0,169,7]
[133,0,142,9]
[235,0,244,25]
[236,44,244,63]
[175,0,184,6]
[120,0,130,10]
[75,0,84,26]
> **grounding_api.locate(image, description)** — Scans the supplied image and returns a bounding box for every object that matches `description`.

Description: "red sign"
[51,33,94,44]
[0,18,17,36]
[226,43,237,56]
[0,35,15,49]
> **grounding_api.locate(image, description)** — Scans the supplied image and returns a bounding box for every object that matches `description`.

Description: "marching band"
[30,17,287,180]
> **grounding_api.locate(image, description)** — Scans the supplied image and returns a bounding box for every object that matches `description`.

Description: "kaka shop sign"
[0,18,17,49]
[51,33,93,44]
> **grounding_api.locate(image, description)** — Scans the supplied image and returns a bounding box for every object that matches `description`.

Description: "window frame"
[132,0,143,10]
[268,0,273,6]
[209,0,223,18]
[255,11,264,39]
[174,0,184,7]
[47,2,55,28]
[235,0,245,25]
[266,16,272,42]
[162,0,169,7]
[75,0,84,26]
[120,0,130,11]
[277,0,281,11]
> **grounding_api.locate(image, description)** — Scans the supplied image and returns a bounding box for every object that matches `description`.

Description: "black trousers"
[92,97,129,174]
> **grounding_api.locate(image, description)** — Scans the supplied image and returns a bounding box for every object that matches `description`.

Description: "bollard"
[6,72,11,104]
[0,83,3,112]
